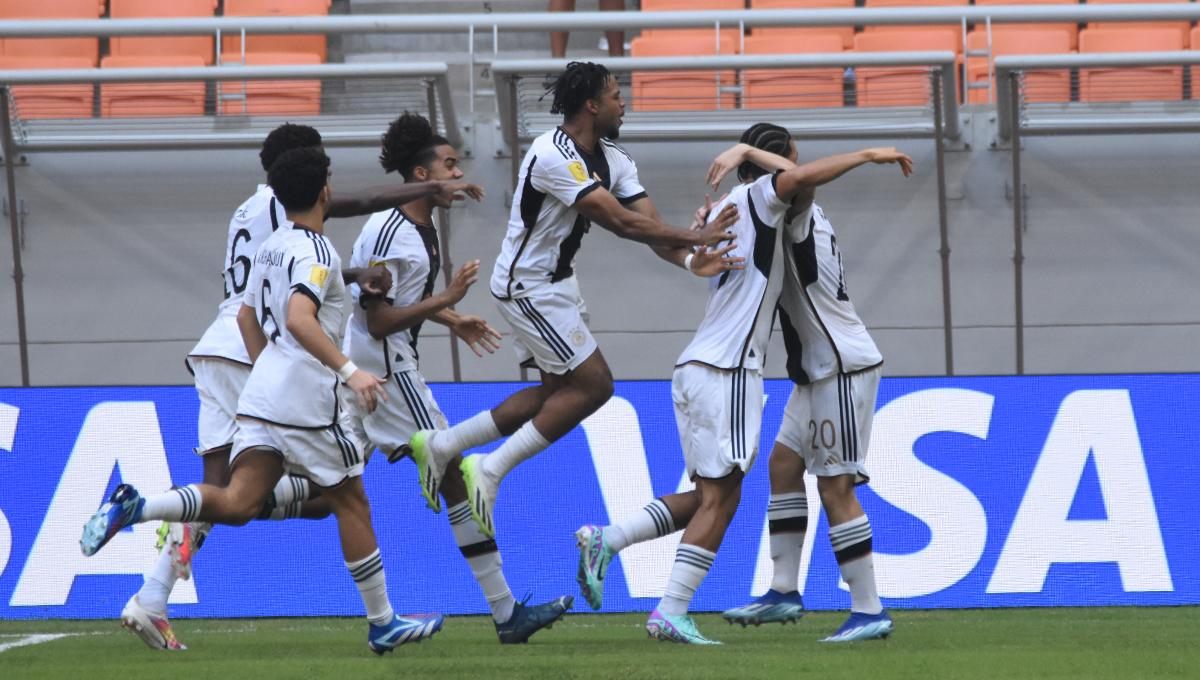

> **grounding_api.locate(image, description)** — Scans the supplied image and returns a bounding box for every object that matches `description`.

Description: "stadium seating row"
[0,0,330,119]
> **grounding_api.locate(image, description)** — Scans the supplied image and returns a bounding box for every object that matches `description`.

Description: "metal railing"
[0,61,459,386]
[494,53,960,375]
[995,52,1200,374]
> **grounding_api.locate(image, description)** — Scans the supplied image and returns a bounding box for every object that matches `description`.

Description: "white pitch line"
[0,633,78,654]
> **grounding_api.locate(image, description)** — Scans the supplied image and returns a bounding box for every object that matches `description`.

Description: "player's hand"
[355,265,392,297]
[863,148,914,177]
[437,180,485,203]
[688,193,727,230]
[444,260,480,305]
[452,314,503,357]
[705,143,753,191]
[689,242,745,278]
[347,369,387,413]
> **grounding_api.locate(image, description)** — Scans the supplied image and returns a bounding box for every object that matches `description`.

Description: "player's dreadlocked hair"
[259,123,322,173]
[267,147,330,213]
[379,111,450,180]
[547,61,612,119]
[738,122,793,181]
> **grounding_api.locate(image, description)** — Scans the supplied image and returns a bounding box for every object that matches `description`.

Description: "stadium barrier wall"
[0,374,1194,620]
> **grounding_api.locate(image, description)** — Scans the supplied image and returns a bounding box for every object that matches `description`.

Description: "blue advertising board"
[0,375,1195,620]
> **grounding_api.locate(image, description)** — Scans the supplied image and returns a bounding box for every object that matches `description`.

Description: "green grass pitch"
[1,608,1196,679]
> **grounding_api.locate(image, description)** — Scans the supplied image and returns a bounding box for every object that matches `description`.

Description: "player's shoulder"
[232,184,273,222]
[600,138,635,164]
[531,127,579,163]
[284,226,335,265]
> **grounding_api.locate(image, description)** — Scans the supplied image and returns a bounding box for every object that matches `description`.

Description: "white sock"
[431,411,502,472]
[448,501,516,623]
[267,502,303,520]
[136,546,178,614]
[479,421,550,483]
[657,544,715,616]
[767,492,808,593]
[604,498,676,553]
[140,485,202,523]
[829,515,882,615]
[259,476,312,519]
[346,549,395,625]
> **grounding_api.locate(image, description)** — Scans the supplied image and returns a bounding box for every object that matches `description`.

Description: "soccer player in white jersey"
[573,124,912,645]
[117,123,481,651]
[408,61,740,540]
[711,130,911,642]
[83,147,444,654]
[344,112,572,643]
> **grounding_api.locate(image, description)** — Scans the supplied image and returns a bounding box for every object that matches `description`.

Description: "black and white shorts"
[671,363,764,480]
[775,366,881,484]
[496,277,597,375]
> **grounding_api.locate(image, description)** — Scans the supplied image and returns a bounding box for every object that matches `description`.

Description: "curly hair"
[259,123,322,173]
[378,111,450,180]
[546,61,612,119]
[738,122,793,181]
[267,147,330,213]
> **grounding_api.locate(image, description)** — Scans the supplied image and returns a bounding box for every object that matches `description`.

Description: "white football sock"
[479,421,549,483]
[658,544,715,616]
[767,492,808,593]
[448,501,515,623]
[829,515,882,615]
[346,549,395,625]
[604,498,676,553]
[431,411,502,472]
[136,546,178,614]
[140,485,202,523]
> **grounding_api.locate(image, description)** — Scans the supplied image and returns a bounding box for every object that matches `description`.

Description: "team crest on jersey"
[570,328,587,347]
[567,161,588,184]
[309,265,329,286]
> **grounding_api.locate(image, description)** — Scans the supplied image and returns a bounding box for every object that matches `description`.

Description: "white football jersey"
[777,202,883,384]
[344,207,441,376]
[189,184,290,365]
[490,127,646,299]
[237,225,349,429]
[675,174,789,372]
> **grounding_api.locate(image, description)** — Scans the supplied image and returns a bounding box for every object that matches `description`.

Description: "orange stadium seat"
[1078,28,1184,102]
[99,55,207,118]
[965,29,1072,104]
[853,30,961,106]
[972,0,1081,50]
[1085,0,1191,48]
[862,0,967,50]
[1193,26,1200,96]
[629,34,738,111]
[0,0,102,65]
[221,0,331,63]
[0,56,95,119]
[743,33,845,108]
[218,52,322,116]
[749,0,857,50]
[109,0,219,65]
[640,0,743,43]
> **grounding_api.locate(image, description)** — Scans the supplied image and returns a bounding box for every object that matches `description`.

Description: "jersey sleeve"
[609,147,648,205]
[748,172,790,227]
[289,241,334,309]
[529,150,601,206]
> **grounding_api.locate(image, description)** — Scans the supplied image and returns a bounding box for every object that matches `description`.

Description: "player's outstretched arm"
[363,260,481,341]
[236,303,268,363]
[575,187,733,248]
[286,293,387,412]
[706,143,798,190]
[639,196,745,277]
[326,180,485,219]
[432,308,502,357]
[775,147,913,210]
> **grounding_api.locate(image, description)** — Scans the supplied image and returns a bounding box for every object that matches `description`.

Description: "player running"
[118,123,480,651]
[343,112,572,643]
[573,123,912,645]
[409,61,741,540]
[84,147,444,654]
[714,135,904,642]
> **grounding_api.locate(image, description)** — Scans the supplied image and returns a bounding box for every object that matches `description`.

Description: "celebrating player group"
[79,61,913,653]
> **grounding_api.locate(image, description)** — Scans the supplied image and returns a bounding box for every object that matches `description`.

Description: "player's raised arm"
[432,308,503,357]
[574,187,731,247]
[362,260,481,341]
[632,195,745,277]
[326,180,484,219]
[775,148,913,212]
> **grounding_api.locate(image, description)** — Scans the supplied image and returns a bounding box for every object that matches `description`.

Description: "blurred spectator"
[550,0,628,57]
